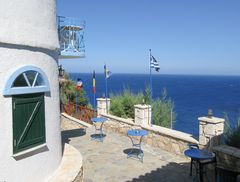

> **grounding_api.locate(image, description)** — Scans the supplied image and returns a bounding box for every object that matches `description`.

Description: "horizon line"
[67,72,240,77]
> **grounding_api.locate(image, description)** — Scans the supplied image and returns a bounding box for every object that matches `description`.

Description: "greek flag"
[104,64,112,79]
[150,55,160,72]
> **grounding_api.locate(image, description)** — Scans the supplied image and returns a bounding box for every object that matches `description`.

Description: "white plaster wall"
[0,47,62,182]
[0,0,59,50]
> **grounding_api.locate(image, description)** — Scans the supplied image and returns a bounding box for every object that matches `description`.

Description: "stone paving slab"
[61,121,195,182]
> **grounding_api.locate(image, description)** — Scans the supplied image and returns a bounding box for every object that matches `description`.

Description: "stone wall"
[213,145,240,173]
[198,116,224,150]
[101,113,198,156]
[61,113,92,129]
[134,104,151,127]
[97,98,110,116]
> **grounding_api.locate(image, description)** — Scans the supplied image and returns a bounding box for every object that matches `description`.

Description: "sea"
[70,73,240,137]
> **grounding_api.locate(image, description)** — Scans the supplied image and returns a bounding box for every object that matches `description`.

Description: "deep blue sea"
[70,73,240,137]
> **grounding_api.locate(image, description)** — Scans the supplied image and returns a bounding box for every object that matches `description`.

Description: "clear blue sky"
[57,0,240,75]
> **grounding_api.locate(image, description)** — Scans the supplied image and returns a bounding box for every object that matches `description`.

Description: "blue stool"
[91,117,107,142]
[127,129,148,162]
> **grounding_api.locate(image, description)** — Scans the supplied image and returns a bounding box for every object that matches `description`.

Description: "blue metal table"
[127,129,148,162]
[184,148,216,182]
[91,117,108,142]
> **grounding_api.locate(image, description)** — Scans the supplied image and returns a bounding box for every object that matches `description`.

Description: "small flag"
[76,78,82,91]
[150,55,160,72]
[104,64,112,79]
[93,70,96,94]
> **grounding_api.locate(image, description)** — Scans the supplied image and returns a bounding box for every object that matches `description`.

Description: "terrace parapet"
[95,97,198,156]
[134,104,151,127]
[198,116,225,150]
[97,98,110,116]
[100,113,198,156]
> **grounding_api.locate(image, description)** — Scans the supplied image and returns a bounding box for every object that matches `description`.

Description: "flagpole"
[104,64,109,114]
[93,92,96,109]
[93,70,96,110]
[106,78,108,114]
[149,49,152,102]
[149,49,152,126]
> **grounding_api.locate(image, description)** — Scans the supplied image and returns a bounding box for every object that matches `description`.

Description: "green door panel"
[12,93,45,154]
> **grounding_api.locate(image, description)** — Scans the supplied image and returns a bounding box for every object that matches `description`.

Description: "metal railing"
[57,16,86,58]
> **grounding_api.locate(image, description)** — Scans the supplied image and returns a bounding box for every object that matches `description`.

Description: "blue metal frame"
[57,16,86,59]
[3,66,50,96]
[127,129,148,162]
[91,117,108,142]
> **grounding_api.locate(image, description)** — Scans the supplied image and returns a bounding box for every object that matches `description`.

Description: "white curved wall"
[0,47,62,182]
[0,0,59,50]
[0,0,62,181]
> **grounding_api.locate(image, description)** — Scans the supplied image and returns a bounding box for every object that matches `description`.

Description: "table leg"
[127,135,144,162]
[190,158,193,176]
[92,122,105,142]
[199,162,204,182]
[215,162,217,182]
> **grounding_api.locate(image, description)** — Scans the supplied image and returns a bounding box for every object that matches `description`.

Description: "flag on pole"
[149,49,160,126]
[93,70,96,93]
[104,64,112,114]
[76,78,83,91]
[93,70,96,110]
[150,55,160,72]
[104,64,112,79]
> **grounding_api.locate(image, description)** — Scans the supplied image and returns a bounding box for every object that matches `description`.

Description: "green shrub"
[110,89,143,118]
[227,125,240,148]
[60,74,89,106]
[110,95,126,118]
[110,87,176,128]
[152,89,176,127]
[224,115,240,148]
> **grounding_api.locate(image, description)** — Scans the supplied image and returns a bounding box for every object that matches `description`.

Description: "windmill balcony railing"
[57,16,86,58]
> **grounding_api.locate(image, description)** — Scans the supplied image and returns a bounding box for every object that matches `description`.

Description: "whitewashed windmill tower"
[0,0,63,181]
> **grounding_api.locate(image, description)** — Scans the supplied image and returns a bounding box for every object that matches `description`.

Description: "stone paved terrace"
[61,120,196,182]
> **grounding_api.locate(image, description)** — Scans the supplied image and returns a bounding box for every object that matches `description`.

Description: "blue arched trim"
[3,66,50,96]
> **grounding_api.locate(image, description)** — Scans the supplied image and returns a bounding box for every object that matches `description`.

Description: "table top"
[91,117,108,123]
[184,148,215,160]
[128,129,148,137]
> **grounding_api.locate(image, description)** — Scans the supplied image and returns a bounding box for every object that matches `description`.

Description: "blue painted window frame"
[3,66,50,96]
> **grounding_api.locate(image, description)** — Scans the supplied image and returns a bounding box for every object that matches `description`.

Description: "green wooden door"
[12,93,45,154]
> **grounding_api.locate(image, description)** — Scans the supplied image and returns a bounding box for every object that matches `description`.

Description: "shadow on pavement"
[61,128,86,144]
[90,134,106,140]
[123,148,143,155]
[126,162,193,182]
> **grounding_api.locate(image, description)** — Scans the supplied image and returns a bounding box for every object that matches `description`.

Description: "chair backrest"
[188,143,199,149]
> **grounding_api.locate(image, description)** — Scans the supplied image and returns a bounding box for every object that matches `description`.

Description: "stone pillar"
[134,104,151,127]
[97,98,110,116]
[198,116,225,150]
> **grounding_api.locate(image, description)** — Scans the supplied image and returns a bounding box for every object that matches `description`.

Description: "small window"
[13,71,45,88]
[34,73,44,86]
[13,74,28,87]
[25,70,36,86]
[3,66,50,96]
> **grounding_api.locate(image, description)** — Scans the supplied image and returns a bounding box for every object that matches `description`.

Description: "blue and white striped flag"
[150,55,160,72]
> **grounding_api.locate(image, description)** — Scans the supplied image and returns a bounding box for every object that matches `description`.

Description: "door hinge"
[14,139,16,146]
[13,102,15,110]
